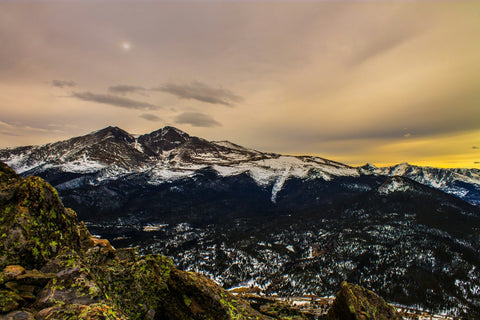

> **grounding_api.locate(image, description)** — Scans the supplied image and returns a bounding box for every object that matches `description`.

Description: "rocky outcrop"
[0,162,266,319]
[327,282,402,320]
[0,162,86,269]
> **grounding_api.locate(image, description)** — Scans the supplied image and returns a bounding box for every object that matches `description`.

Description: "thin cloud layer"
[108,85,148,95]
[139,113,161,122]
[174,112,221,127]
[156,81,243,107]
[52,80,76,88]
[72,92,160,110]
[0,119,64,136]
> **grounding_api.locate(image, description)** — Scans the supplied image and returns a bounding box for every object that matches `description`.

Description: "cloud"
[139,113,162,122]
[52,80,76,88]
[72,92,160,110]
[346,23,419,68]
[0,119,64,136]
[0,120,14,128]
[473,146,479,150]
[108,85,148,95]
[174,112,221,127]
[0,130,20,136]
[154,81,243,107]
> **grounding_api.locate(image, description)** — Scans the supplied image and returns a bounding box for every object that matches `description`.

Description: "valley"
[1,126,479,318]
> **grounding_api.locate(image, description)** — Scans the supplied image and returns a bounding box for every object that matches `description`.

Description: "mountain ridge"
[1,126,479,205]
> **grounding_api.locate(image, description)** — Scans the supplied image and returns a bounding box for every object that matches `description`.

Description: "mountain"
[1,126,479,206]
[361,162,480,206]
[0,162,418,320]
[1,126,479,317]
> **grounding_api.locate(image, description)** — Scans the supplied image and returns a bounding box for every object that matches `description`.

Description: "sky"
[0,1,479,168]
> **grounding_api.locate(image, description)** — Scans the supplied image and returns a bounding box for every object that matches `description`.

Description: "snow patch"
[378,178,410,195]
[271,166,290,203]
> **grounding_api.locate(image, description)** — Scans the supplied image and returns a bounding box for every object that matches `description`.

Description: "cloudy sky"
[0,1,479,168]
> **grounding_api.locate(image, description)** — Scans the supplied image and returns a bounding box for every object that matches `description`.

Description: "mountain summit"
[1,125,479,205]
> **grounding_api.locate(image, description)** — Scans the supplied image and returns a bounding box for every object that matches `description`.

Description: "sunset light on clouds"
[0,1,479,168]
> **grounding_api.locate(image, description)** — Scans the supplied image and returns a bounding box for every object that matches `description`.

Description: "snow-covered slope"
[377,177,411,195]
[0,126,479,205]
[361,163,480,205]
[0,126,358,195]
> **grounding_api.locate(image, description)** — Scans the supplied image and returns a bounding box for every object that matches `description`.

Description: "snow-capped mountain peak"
[0,126,479,205]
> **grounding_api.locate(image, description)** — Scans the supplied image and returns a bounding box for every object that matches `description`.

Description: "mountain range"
[1,126,479,317]
[1,126,479,206]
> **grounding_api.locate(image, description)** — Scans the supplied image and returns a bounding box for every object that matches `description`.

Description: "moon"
[121,42,131,51]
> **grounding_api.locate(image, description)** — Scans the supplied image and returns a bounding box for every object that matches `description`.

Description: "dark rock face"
[137,126,190,154]
[327,282,402,320]
[0,162,267,320]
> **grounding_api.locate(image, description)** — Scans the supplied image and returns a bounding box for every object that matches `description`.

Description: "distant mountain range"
[1,126,479,317]
[1,126,479,205]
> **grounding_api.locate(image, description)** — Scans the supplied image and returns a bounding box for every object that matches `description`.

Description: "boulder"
[327,282,402,320]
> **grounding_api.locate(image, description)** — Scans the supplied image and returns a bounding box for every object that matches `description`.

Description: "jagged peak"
[161,125,188,135]
[361,163,377,170]
[142,126,189,140]
[136,126,191,154]
[394,162,410,168]
[91,125,127,135]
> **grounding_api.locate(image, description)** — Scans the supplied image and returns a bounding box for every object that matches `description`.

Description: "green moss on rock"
[0,165,82,269]
[0,290,24,314]
[35,302,127,320]
[327,282,402,320]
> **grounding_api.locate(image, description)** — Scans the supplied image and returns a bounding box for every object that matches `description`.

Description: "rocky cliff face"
[0,162,267,319]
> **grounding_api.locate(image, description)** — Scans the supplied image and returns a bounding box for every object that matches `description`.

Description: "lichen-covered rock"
[36,303,126,320]
[2,266,25,280]
[327,282,402,320]
[242,295,311,320]
[0,310,35,320]
[258,301,309,319]
[0,163,83,269]
[87,249,267,320]
[162,268,265,319]
[14,270,55,287]
[0,290,24,314]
